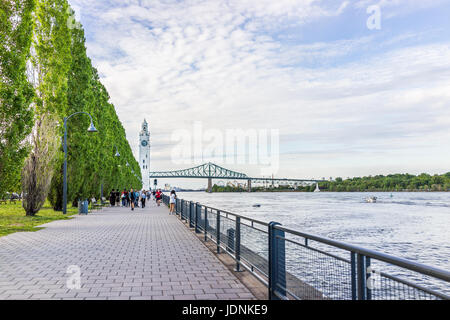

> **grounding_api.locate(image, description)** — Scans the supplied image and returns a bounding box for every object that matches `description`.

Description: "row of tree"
[210,172,450,192]
[313,173,450,192]
[0,0,142,215]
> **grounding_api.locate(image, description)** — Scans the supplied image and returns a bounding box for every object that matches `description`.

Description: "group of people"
[108,188,171,212]
[109,189,149,211]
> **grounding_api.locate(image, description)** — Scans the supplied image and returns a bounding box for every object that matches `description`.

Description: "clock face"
[141,140,148,147]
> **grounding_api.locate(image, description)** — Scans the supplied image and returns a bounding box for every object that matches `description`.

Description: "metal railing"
[162,194,450,300]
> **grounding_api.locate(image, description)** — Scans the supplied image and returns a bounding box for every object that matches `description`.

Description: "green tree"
[0,0,35,198]
[22,0,72,215]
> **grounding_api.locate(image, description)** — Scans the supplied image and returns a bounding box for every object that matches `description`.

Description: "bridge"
[149,162,323,192]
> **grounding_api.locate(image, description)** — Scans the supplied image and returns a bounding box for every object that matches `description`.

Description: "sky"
[68,0,450,188]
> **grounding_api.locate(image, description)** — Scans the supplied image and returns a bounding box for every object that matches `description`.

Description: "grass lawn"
[0,201,77,238]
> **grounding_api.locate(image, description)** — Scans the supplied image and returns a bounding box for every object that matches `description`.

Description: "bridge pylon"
[208,178,213,193]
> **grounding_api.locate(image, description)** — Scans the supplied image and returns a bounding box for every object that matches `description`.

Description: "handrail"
[165,194,450,299]
[274,225,450,282]
[175,197,450,282]
[187,203,270,227]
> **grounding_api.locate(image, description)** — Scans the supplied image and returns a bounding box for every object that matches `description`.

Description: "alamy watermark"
[367,266,382,290]
[67,5,82,30]
[367,5,381,30]
[66,265,81,290]
[171,122,280,176]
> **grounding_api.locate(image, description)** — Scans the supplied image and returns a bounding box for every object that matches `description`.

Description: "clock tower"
[139,119,150,190]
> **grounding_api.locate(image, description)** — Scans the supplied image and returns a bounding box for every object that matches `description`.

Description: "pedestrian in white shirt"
[169,190,177,215]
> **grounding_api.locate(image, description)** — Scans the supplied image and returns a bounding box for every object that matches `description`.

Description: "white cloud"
[69,0,450,184]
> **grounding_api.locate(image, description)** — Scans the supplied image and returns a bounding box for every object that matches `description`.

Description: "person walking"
[135,190,140,207]
[129,188,136,211]
[121,189,127,207]
[155,189,162,206]
[141,190,146,208]
[169,190,177,214]
[115,189,120,206]
[109,189,116,207]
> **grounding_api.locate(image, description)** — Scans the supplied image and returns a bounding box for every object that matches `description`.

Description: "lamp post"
[114,145,120,158]
[63,112,97,215]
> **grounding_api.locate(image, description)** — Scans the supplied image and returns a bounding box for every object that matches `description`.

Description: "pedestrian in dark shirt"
[130,188,136,211]
[109,189,116,206]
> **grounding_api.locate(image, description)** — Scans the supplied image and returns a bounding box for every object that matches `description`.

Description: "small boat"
[314,183,321,193]
[253,204,261,208]
[366,197,377,203]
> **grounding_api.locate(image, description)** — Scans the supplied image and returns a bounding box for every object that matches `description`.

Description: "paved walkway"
[0,201,255,300]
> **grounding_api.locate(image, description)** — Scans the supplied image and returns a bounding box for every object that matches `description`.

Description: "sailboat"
[314,183,321,192]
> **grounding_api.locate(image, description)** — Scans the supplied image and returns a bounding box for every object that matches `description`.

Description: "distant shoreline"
[208,190,450,193]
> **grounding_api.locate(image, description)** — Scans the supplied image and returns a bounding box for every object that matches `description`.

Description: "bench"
[0,200,7,205]
[91,198,102,210]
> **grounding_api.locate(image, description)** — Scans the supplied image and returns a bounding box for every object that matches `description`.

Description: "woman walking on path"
[130,188,136,211]
[169,190,176,214]
[109,189,116,207]
[120,189,127,207]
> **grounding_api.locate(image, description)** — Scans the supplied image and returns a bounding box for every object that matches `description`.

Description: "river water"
[175,191,449,297]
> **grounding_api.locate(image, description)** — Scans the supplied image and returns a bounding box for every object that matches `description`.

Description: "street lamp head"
[88,122,98,133]
[114,145,120,157]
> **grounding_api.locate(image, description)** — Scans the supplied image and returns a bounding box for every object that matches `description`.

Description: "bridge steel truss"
[149,162,248,180]
[149,162,322,184]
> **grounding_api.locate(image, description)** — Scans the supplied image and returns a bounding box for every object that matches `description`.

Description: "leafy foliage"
[1,0,141,214]
[310,173,450,192]
[212,172,450,193]
[0,0,35,198]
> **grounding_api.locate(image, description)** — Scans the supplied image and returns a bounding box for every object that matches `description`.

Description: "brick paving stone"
[195,294,219,300]
[0,205,255,300]
[152,295,174,300]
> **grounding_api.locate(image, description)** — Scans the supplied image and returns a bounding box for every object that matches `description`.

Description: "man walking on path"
[115,189,120,206]
[155,189,162,206]
[141,190,146,208]
[129,188,136,211]
[109,189,116,207]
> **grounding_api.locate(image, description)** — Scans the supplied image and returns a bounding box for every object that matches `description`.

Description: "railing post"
[235,217,241,272]
[180,199,184,219]
[366,257,372,300]
[189,202,194,228]
[351,252,357,300]
[268,222,286,300]
[195,203,200,233]
[357,253,367,300]
[204,207,208,241]
[216,211,221,253]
